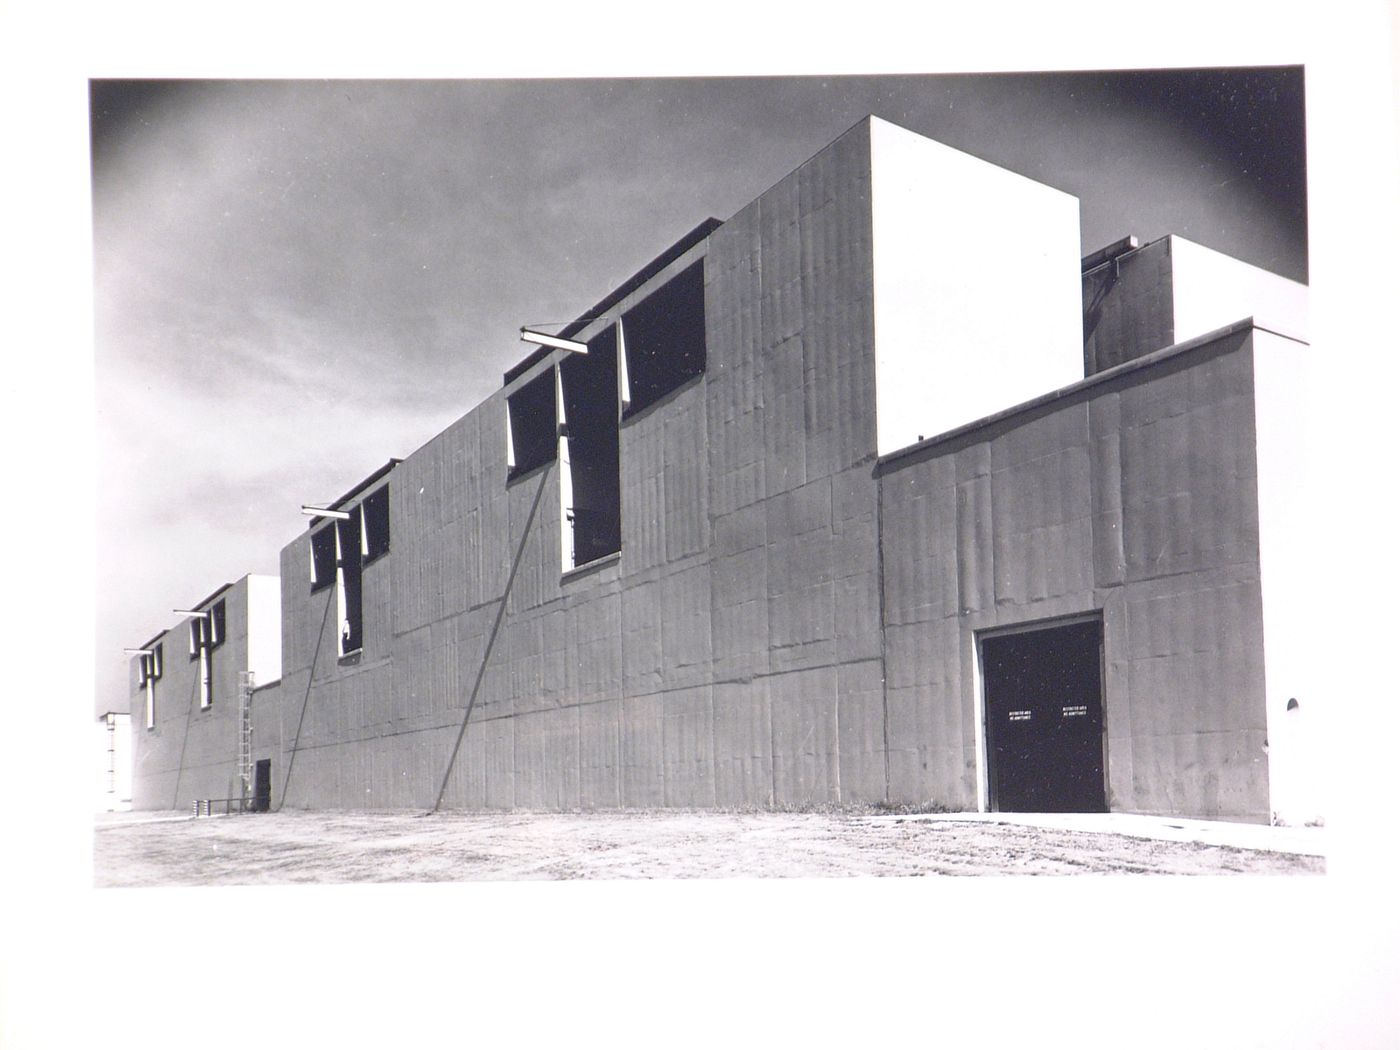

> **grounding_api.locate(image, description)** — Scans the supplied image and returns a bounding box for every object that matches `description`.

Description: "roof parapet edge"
[877,317,1261,470]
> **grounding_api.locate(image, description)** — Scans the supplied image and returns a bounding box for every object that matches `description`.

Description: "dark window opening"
[138,643,163,686]
[337,515,363,655]
[310,524,336,593]
[621,259,706,416]
[140,642,163,729]
[507,371,557,479]
[362,485,390,564]
[183,601,224,706]
[561,325,622,567]
[188,612,216,708]
[209,599,226,651]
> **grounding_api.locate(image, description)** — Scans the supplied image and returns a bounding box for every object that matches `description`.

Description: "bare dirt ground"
[94,809,1323,885]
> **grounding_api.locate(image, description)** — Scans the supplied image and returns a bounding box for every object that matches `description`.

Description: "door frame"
[972,611,1106,814]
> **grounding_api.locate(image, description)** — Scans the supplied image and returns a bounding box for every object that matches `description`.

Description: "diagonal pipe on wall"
[275,586,336,811]
[429,465,552,814]
[169,658,202,811]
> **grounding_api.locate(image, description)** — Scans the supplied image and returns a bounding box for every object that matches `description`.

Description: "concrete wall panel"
[479,400,513,603]
[506,614,543,716]
[451,602,500,714]
[513,706,580,810]
[883,615,964,804]
[663,386,710,561]
[567,583,622,705]
[444,714,488,810]
[798,125,876,479]
[661,562,712,690]
[954,462,995,616]
[765,478,836,671]
[1120,571,1266,736]
[837,659,887,802]
[991,436,1095,605]
[661,686,716,807]
[1122,729,1267,821]
[881,456,957,627]
[478,714,516,809]
[768,666,839,804]
[392,624,431,725]
[760,168,804,347]
[761,337,808,497]
[578,697,622,809]
[1088,394,1128,586]
[393,413,473,630]
[709,507,770,684]
[706,207,767,519]
[711,679,773,806]
[1082,236,1175,375]
[621,693,665,808]
[621,407,667,573]
[506,466,560,614]
[1118,342,1257,582]
[621,574,663,698]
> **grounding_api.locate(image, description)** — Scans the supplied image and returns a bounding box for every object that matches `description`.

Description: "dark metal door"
[253,759,272,813]
[982,619,1106,813]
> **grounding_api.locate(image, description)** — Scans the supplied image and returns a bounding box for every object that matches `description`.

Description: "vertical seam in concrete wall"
[875,467,891,802]
[758,193,779,808]
[703,331,716,807]
[276,587,335,811]
[575,647,583,810]
[989,456,1000,612]
[616,565,624,807]
[431,465,552,813]
[702,357,720,811]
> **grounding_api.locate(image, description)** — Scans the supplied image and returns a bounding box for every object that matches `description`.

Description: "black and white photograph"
[5,4,1399,1048]
[91,69,1320,879]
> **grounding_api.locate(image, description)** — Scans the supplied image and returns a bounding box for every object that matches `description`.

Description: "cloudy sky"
[91,69,1307,713]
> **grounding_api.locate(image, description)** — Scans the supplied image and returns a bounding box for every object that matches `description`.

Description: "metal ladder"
[237,671,255,802]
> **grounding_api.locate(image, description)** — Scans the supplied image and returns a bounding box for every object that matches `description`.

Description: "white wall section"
[1171,236,1309,344]
[246,573,282,686]
[1252,330,1319,825]
[869,116,1083,455]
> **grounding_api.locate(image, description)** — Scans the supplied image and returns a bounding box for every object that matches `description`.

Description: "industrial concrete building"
[129,574,281,810]
[128,116,1314,824]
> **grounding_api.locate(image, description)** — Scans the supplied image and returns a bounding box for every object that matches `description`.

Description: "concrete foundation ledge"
[862,811,1326,856]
